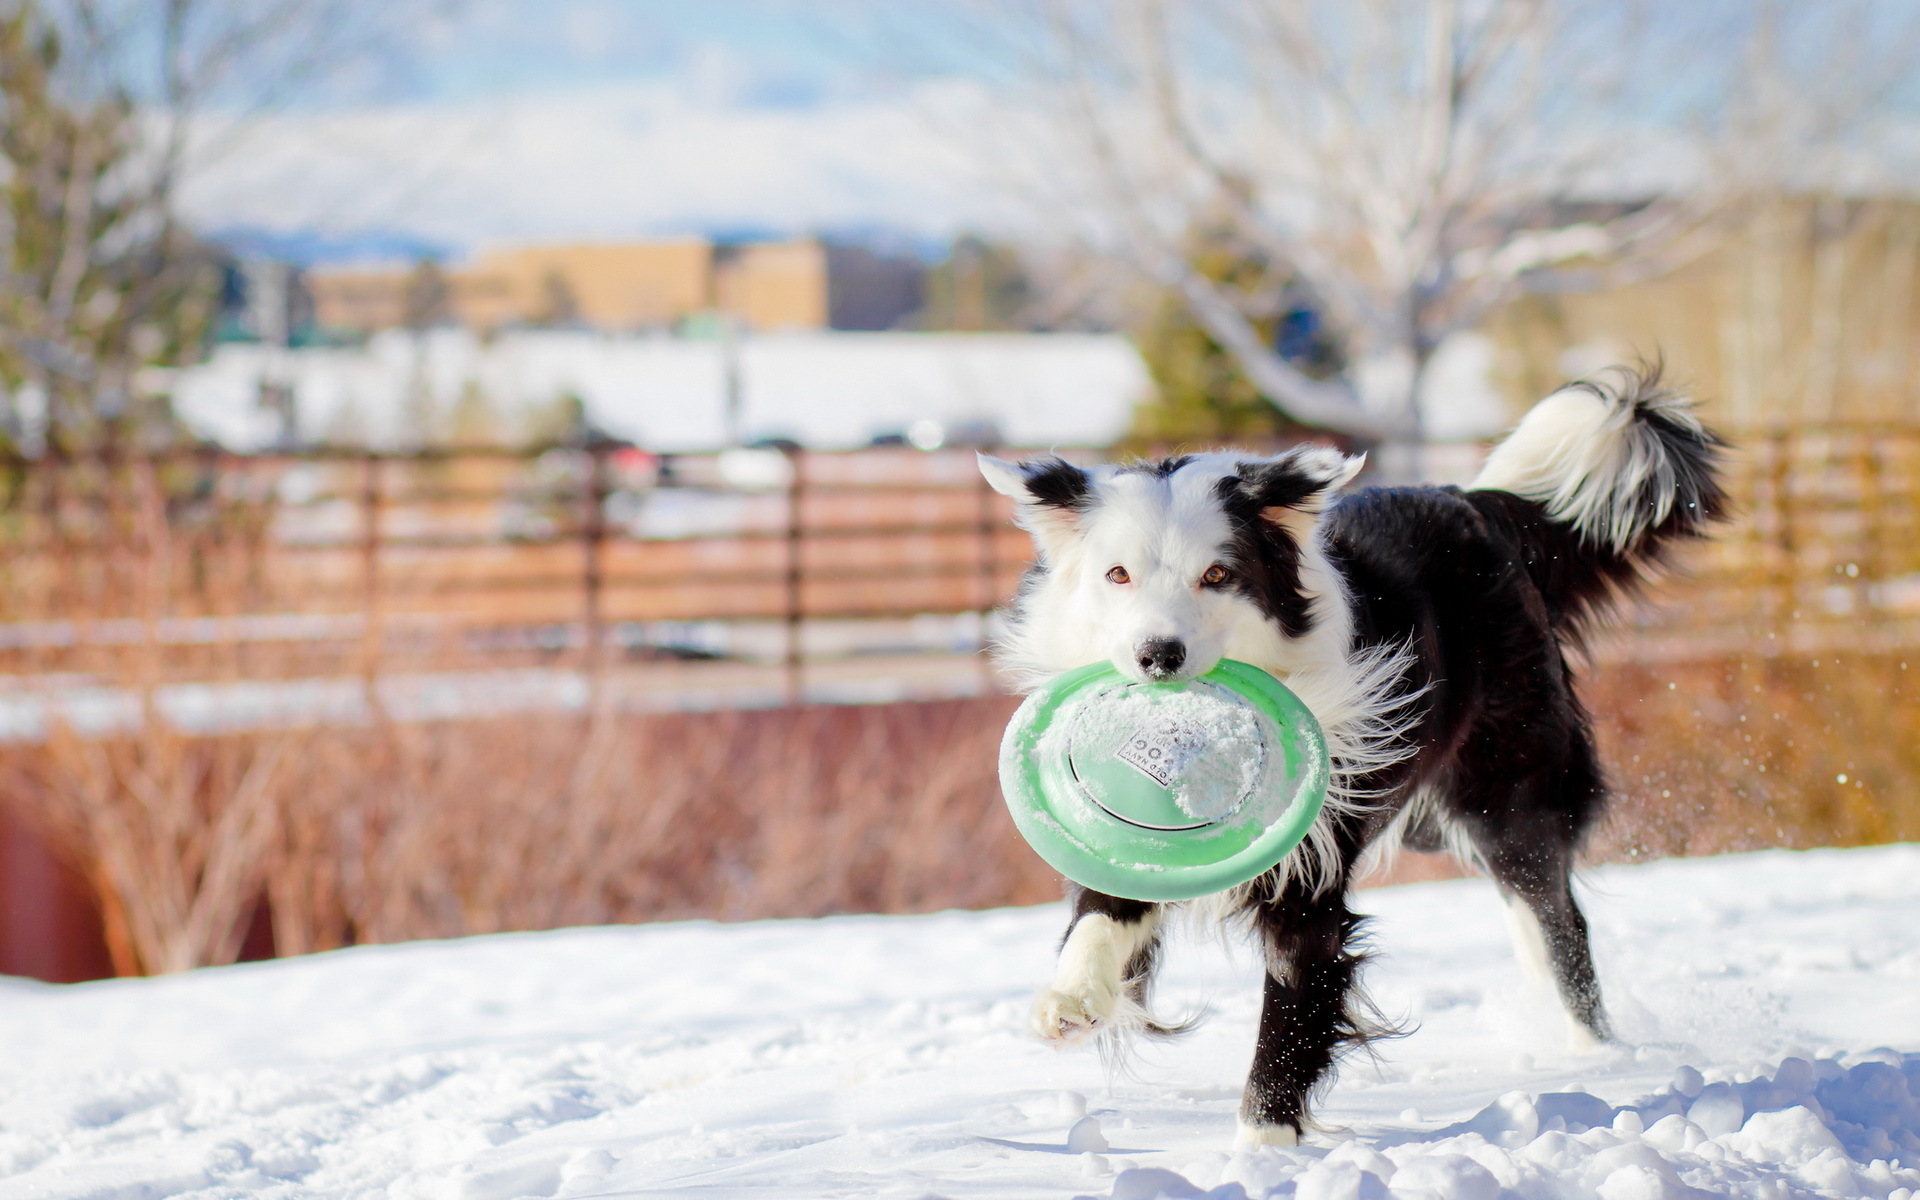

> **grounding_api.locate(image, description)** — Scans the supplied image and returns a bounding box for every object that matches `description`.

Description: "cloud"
[178,77,1026,253]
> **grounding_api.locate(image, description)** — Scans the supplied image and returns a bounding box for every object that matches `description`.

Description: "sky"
[332,1,990,108]
[178,1,1920,266]
[182,1,1024,261]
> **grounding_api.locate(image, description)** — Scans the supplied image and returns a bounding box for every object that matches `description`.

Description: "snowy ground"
[2,845,1917,1200]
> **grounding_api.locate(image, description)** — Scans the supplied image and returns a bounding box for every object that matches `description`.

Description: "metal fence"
[3,425,1919,736]
[0,443,1041,729]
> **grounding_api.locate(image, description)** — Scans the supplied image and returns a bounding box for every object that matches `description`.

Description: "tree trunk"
[1352,334,1431,485]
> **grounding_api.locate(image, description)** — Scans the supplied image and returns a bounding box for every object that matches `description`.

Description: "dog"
[978,364,1725,1146]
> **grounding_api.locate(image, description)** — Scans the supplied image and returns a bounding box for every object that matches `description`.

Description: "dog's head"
[979,448,1364,684]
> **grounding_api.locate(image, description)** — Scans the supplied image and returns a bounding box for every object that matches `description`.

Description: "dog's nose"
[1136,638,1187,680]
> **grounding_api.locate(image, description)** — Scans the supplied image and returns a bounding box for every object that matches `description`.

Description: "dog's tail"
[1468,362,1726,644]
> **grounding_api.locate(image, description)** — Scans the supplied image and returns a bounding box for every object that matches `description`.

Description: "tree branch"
[1167,260,1385,439]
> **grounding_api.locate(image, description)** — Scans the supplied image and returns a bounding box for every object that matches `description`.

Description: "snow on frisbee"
[999,659,1329,900]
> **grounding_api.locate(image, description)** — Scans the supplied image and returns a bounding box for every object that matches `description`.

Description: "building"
[461,239,713,330]
[219,258,316,346]
[307,237,839,337]
[825,243,925,332]
[713,241,828,331]
[306,266,411,333]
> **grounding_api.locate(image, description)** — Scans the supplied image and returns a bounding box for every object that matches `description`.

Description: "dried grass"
[295,695,1049,937]
[14,695,1051,959]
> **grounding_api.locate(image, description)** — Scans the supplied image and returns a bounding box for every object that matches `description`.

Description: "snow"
[166,329,1151,453]
[2,844,1917,1199]
[1052,682,1274,822]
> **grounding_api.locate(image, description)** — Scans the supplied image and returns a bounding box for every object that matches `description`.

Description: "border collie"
[978,364,1725,1146]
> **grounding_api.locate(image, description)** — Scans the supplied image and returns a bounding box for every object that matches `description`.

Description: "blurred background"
[0,0,1917,981]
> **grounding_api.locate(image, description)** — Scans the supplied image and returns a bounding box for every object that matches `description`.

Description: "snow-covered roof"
[167,329,1154,452]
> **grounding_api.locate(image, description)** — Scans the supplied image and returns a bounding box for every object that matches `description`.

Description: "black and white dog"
[978,365,1724,1147]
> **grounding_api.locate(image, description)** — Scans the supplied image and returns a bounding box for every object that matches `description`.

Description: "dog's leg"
[1236,876,1375,1146]
[1456,734,1614,1051]
[1488,856,1611,1051]
[1032,889,1162,1043]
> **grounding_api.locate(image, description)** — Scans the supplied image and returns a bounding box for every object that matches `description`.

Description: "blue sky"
[323,1,988,109]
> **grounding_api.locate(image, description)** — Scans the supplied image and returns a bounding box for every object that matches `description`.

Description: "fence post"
[1768,427,1794,631]
[582,441,609,702]
[783,445,804,707]
[359,452,384,720]
[1860,430,1888,601]
[41,450,62,676]
[976,446,999,693]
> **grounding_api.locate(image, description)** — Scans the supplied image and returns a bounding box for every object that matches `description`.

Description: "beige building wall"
[716,240,829,331]
[447,267,528,332]
[310,268,411,333]
[460,239,715,330]
[310,237,833,335]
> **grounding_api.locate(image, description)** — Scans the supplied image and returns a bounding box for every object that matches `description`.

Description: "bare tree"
[0,0,434,973]
[0,0,426,453]
[1015,0,1920,462]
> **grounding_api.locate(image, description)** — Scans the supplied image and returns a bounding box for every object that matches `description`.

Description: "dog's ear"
[1232,448,1365,542]
[978,453,1092,559]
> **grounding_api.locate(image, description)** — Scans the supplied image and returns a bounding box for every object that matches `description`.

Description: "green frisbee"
[998,659,1330,902]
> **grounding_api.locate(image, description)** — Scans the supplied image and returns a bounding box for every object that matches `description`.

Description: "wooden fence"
[5,425,1920,691]
[1601,422,1920,663]
[0,443,1037,710]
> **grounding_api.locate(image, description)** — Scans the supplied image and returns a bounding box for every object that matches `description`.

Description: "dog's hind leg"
[1486,852,1611,1050]
[1486,853,1610,1049]
[1456,735,1614,1051]
[1032,888,1165,1043]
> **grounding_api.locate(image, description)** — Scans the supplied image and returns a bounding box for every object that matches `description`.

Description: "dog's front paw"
[1031,986,1110,1042]
[1234,1119,1300,1148]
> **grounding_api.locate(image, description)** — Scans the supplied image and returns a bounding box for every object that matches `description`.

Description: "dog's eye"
[1201,564,1232,587]
[1105,565,1130,585]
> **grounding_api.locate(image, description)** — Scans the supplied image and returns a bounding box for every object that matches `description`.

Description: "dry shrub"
[0,696,1052,971]
[269,695,1049,945]
[299,709,745,940]
[1584,650,1920,860]
[0,457,297,974]
[713,697,1044,918]
[15,722,285,974]
[6,652,1916,975]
